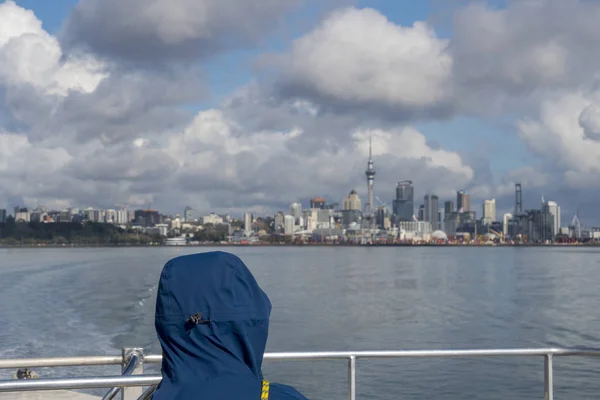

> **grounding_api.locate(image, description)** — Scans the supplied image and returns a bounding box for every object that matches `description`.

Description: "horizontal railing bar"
[0,375,161,392]
[143,355,161,364]
[2,348,600,370]
[264,348,600,360]
[0,356,123,369]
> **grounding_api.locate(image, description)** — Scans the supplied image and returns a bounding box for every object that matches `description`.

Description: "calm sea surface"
[1,247,600,399]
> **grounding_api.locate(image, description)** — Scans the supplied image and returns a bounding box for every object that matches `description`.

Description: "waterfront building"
[457,190,471,212]
[200,213,223,226]
[284,215,295,236]
[243,212,253,235]
[310,197,326,209]
[424,194,440,231]
[184,206,194,222]
[398,221,432,241]
[290,203,302,220]
[274,212,285,232]
[392,181,414,221]
[483,199,496,222]
[343,190,362,211]
[542,201,561,238]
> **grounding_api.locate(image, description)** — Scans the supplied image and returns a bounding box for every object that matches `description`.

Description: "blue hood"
[153,251,273,399]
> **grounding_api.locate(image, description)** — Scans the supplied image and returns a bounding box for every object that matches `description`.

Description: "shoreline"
[0,242,597,249]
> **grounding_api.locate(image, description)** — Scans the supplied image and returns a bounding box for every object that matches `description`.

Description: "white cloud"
[451,0,600,101]
[271,7,453,118]
[0,1,105,96]
[517,91,600,177]
[164,109,473,209]
[6,0,600,219]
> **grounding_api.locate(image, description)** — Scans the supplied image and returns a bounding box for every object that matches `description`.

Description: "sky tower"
[365,134,376,216]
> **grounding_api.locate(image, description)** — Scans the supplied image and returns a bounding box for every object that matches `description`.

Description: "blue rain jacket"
[152,251,309,400]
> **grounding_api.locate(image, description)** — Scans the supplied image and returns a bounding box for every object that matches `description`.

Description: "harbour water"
[1,247,600,399]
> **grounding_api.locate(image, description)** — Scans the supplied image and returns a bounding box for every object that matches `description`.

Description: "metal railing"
[1,347,600,400]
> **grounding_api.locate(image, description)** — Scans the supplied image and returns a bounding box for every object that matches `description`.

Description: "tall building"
[392,180,414,221]
[14,208,30,223]
[184,206,194,222]
[290,203,302,219]
[457,190,470,212]
[444,201,454,215]
[483,199,496,221]
[503,213,513,236]
[134,209,160,227]
[284,215,295,236]
[418,204,425,221]
[364,135,376,216]
[117,209,130,224]
[515,183,523,215]
[424,194,440,230]
[274,212,285,232]
[310,198,326,209]
[243,212,253,235]
[542,201,561,238]
[0,209,6,223]
[342,190,362,228]
[444,211,460,234]
[343,190,362,211]
[105,209,117,224]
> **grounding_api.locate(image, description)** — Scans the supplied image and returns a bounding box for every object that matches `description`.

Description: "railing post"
[122,348,144,400]
[348,355,356,400]
[544,354,553,400]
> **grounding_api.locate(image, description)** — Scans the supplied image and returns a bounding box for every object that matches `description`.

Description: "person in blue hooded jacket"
[152,251,309,400]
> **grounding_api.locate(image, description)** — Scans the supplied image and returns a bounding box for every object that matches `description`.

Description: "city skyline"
[1,1,600,224]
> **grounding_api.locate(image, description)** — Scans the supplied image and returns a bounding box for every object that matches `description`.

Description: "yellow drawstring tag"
[261,380,270,400]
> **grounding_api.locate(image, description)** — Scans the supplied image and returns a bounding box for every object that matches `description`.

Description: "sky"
[1,0,600,225]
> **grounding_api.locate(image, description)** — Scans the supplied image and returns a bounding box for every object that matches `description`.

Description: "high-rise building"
[457,190,471,212]
[310,198,326,209]
[542,201,561,238]
[290,203,302,219]
[424,194,440,230]
[117,209,130,224]
[243,213,253,235]
[14,208,30,223]
[515,183,523,215]
[503,213,513,236]
[343,190,362,211]
[274,212,285,232]
[0,209,6,223]
[184,206,194,222]
[444,211,460,234]
[134,209,160,227]
[483,199,496,222]
[392,180,414,221]
[418,204,425,221]
[105,209,117,224]
[444,201,454,215]
[341,191,362,228]
[376,206,389,229]
[284,215,295,236]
